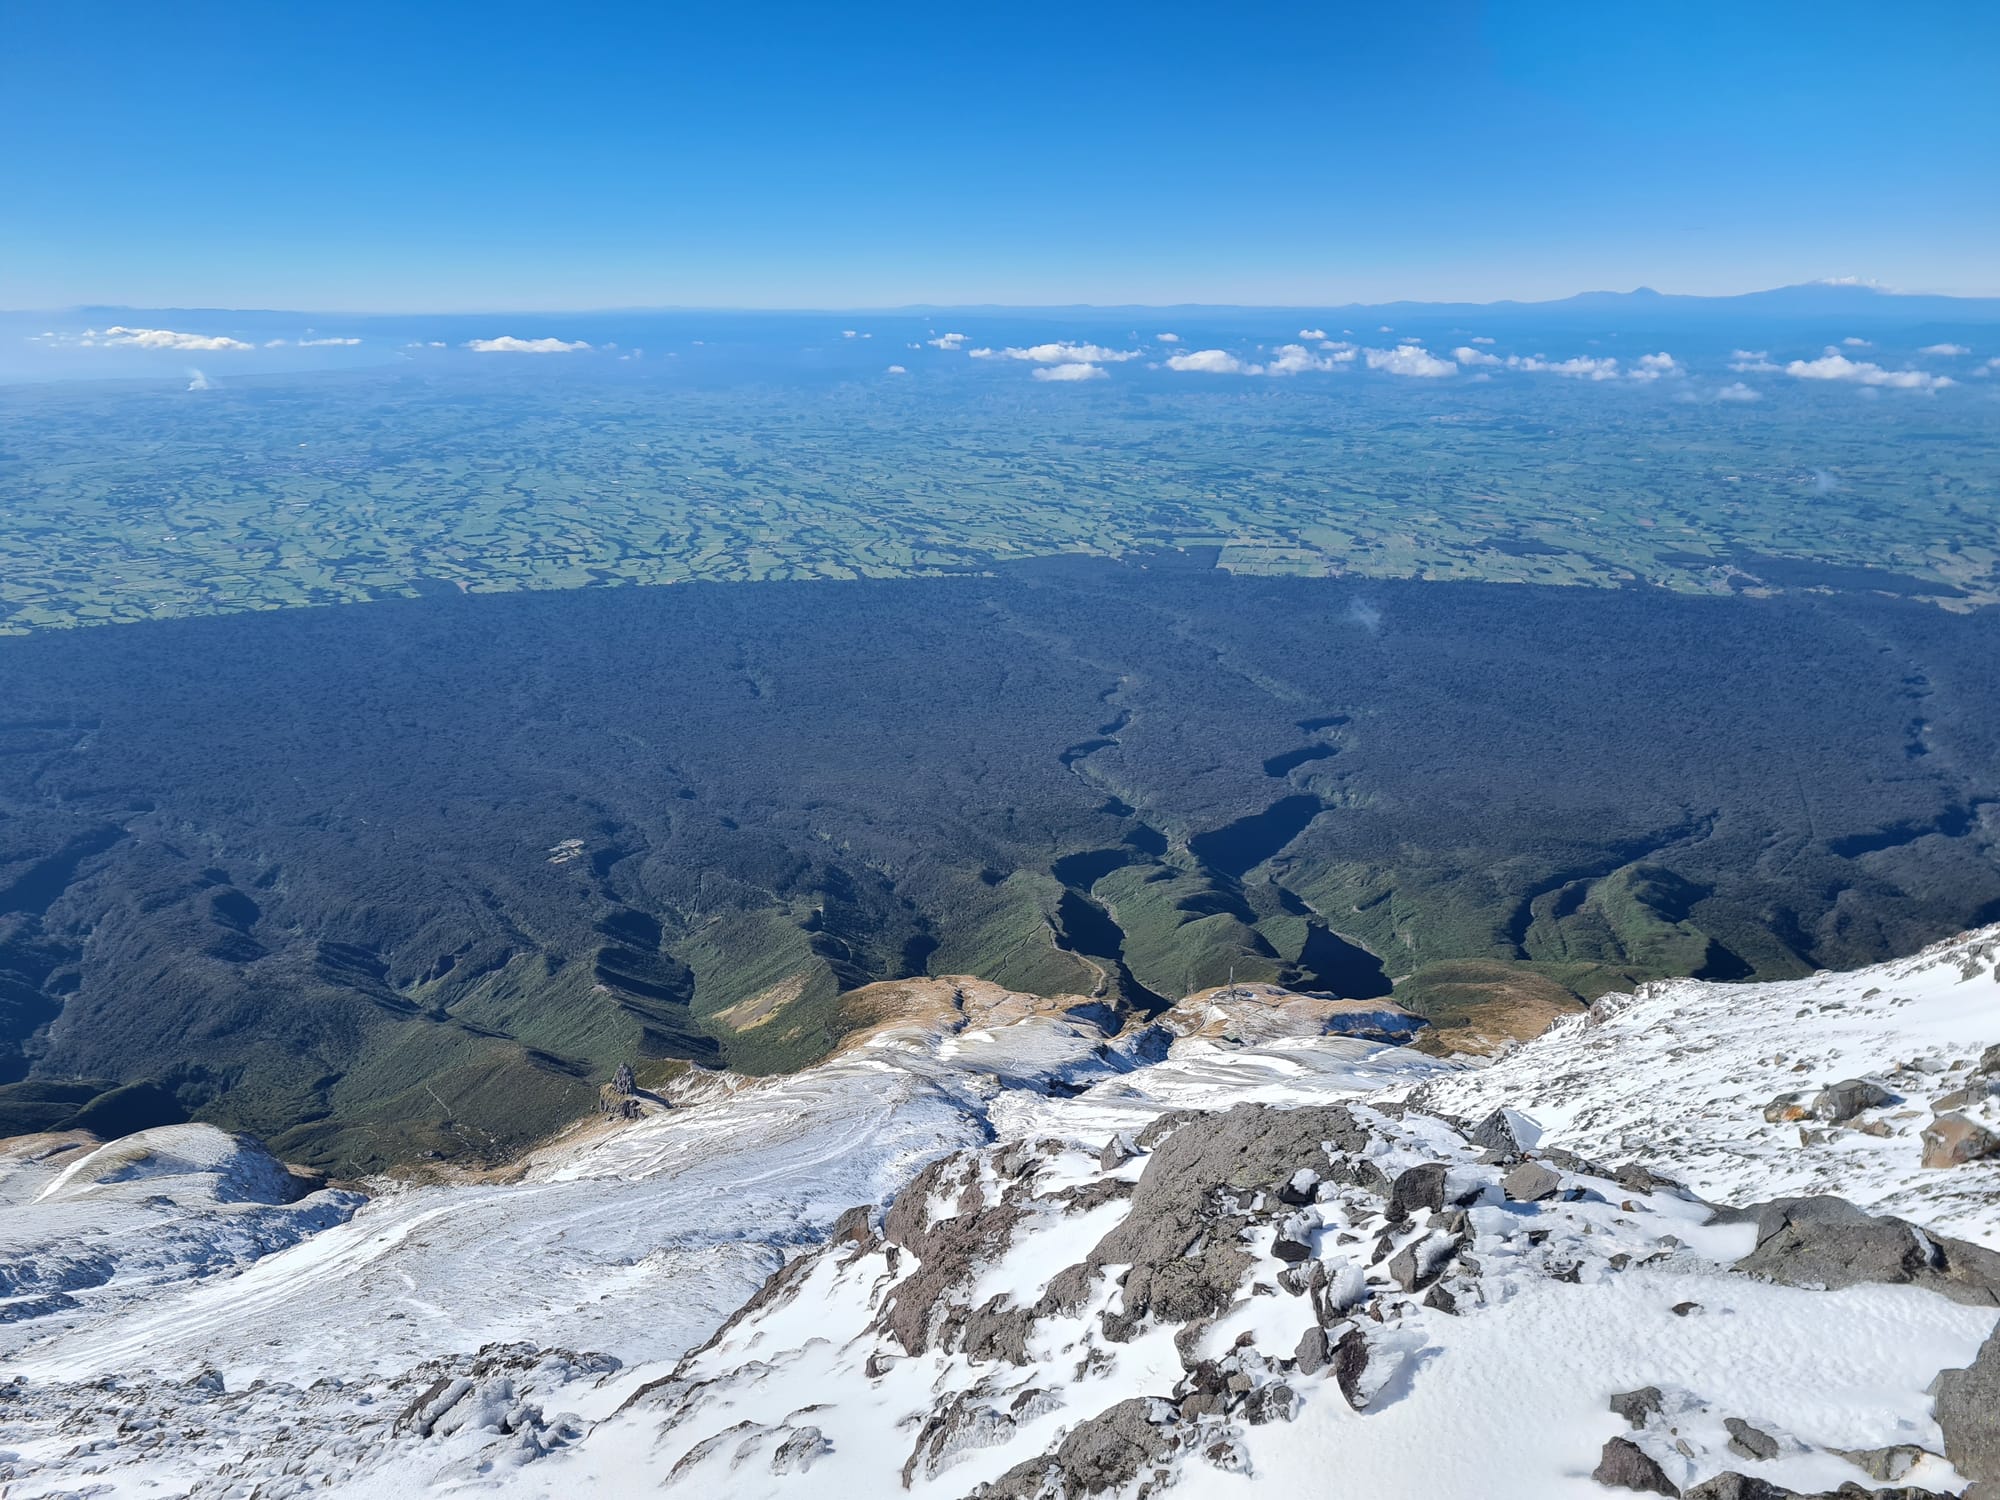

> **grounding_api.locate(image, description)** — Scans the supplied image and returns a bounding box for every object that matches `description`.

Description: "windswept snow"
[2,930,1998,1497]
[1418,925,2000,1242]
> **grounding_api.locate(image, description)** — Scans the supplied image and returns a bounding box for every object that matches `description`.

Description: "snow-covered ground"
[1,932,1996,1498]
[1416,926,2000,1241]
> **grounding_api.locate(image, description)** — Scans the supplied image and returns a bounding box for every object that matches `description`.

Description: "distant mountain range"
[885,281,2000,324]
[33,281,2000,323]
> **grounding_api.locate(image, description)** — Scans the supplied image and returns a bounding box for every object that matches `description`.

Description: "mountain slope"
[1,932,1997,1496]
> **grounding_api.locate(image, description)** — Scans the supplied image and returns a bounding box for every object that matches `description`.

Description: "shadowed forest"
[2,562,1996,1168]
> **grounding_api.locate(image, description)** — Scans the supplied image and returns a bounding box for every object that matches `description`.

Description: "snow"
[1419,924,2000,1243]
[2,928,1998,1497]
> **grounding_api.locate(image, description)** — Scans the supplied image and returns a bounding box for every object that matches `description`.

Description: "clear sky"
[3,1,1995,311]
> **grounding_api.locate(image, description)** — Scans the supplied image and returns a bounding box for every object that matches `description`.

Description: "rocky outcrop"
[1732,1196,2000,1305]
[1935,1324,2000,1494]
[1086,1103,1368,1334]
[974,1398,1181,1500]
[1593,1435,1680,1495]
[1682,1479,1953,1499]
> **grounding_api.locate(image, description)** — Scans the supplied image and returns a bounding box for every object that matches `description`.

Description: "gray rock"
[1240,1381,1298,1425]
[1812,1079,1894,1123]
[1936,1324,2000,1488]
[1389,1162,1451,1219]
[975,1397,1178,1500]
[1084,1103,1379,1336]
[1471,1108,1529,1154]
[1733,1196,2000,1306]
[1330,1326,1370,1409]
[1724,1417,1780,1462]
[1099,1134,1136,1171]
[1271,1212,1315,1263]
[770,1425,829,1474]
[1615,1163,1685,1196]
[1592,1435,1680,1495]
[1978,1043,2000,1078]
[1609,1386,1665,1429]
[1387,1229,1459,1292]
[1293,1324,1330,1375]
[879,1155,1028,1355]
[1275,1167,1320,1206]
[1686,1480,1956,1500]
[1681,1478,1792,1500]
[1504,1161,1563,1203]
[1831,1444,1929,1482]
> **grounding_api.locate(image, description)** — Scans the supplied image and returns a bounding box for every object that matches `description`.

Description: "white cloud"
[1166,348,1249,374]
[185,368,213,391]
[1920,343,1971,356]
[99,325,252,351]
[1784,352,1953,390]
[299,336,361,347]
[463,336,591,353]
[1841,336,1872,348]
[1364,344,1456,378]
[1512,353,1622,380]
[1470,336,1496,345]
[1262,343,1352,376]
[1628,351,1682,381]
[404,340,447,349]
[971,341,1140,364]
[1730,352,1782,372]
[1298,327,1327,340]
[926,332,967,349]
[1162,343,1354,377]
[1155,332,1180,343]
[1715,382,1761,402]
[1453,346,1502,366]
[1033,362,1106,382]
[885,363,907,375]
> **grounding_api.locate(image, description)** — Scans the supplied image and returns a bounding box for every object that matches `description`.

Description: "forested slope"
[1,563,1995,1169]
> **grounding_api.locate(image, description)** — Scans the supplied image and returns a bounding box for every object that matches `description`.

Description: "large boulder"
[1732,1197,2000,1306]
[1811,1079,1894,1122]
[1503,1161,1563,1203]
[1592,1435,1679,1495]
[1935,1324,2000,1491]
[1470,1107,1540,1154]
[1388,1162,1451,1219]
[1921,1112,2000,1169]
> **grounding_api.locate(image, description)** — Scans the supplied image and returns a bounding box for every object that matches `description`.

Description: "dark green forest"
[2,562,1996,1171]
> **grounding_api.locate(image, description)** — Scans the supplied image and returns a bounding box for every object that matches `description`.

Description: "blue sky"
[3,1,1995,310]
